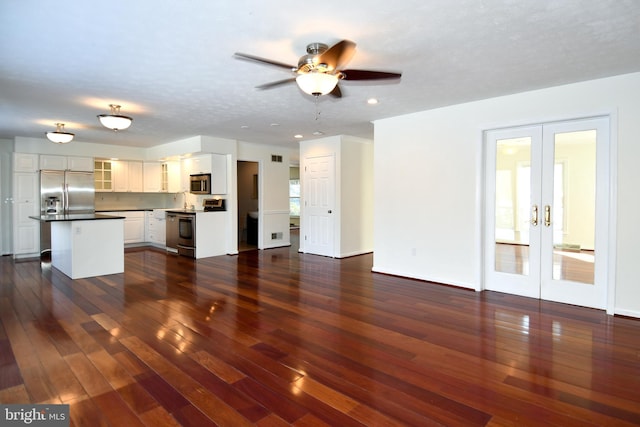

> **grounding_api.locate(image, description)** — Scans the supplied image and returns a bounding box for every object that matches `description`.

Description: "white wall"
[373,72,640,317]
[339,136,374,257]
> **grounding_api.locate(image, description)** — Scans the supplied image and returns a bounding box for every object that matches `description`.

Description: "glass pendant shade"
[97,104,133,131]
[46,123,74,144]
[296,72,339,96]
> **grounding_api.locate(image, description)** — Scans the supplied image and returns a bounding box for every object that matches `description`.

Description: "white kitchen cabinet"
[143,162,163,192]
[191,155,212,175]
[67,156,94,172]
[112,161,127,192]
[144,161,181,193]
[13,171,40,257]
[145,211,166,246]
[165,161,181,193]
[124,211,145,243]
[113,160,143,192]
[94,159,113,192]
[103,211,145,244]
[40,155,94,172]
[13,153,39,172]
[39,155,66,170]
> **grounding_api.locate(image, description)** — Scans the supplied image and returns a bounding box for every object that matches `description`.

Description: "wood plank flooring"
[1,241,640,426]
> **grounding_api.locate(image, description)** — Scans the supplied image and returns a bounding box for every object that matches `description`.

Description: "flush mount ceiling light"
[97,104,133,131]
[45,123,74,144]
[295,72,339,96]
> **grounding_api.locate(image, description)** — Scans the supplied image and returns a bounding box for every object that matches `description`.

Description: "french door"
[484,117,610,309]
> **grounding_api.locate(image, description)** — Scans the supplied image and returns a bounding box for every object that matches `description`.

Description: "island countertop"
[30,213,125,222]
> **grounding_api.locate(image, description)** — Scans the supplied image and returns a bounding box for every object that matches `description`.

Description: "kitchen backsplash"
[95,192,183,211]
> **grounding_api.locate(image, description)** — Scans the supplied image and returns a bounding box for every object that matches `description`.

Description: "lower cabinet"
[102,211,145,244]
[145,211,166,246]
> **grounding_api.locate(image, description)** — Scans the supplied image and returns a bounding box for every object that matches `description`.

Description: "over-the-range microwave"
[190,173,211,194]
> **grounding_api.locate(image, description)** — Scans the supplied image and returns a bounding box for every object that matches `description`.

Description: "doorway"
[484,117,610,309]
[237,161,259,251]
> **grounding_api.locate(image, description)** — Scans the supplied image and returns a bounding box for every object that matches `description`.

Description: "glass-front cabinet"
[94,159,113,191]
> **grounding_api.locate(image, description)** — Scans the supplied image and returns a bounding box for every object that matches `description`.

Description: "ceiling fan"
[234,39,402,98]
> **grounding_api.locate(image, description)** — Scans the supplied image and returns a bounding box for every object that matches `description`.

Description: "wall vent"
[271,154,283,163]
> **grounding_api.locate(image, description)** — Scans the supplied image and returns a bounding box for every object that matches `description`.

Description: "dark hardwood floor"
[1,239,639,426]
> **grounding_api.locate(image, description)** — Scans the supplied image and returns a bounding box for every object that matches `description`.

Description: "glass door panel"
[494,137,532,276]
[551,130,596,284]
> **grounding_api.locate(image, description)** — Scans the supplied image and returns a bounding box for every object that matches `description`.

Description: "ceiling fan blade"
[234,53,296,71]
[329,84,342,98]
[255,77,297,90]
[339,69,402,80]
[318,40,356,70]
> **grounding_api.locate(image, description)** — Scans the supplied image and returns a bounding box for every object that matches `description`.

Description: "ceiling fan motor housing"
[298,42,331,73]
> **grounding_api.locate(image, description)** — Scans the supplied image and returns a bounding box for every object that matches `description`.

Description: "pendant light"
[97,104,133,131]
[45,123,74,144]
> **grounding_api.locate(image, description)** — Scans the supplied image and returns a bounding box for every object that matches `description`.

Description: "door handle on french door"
[544,205,551,227]
[531,205,538,226]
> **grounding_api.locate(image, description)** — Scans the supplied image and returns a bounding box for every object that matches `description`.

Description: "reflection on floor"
[238,241,257,252]
[495,243,594,283]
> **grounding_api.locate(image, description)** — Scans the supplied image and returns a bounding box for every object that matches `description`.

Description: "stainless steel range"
[165,211,196,257]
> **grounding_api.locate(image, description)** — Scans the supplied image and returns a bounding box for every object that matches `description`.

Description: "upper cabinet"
[94,159,113,192]
[39,155,66,170]
[40,155,94,171]
[13,153,39,172]
[67,156,94,172]
[143,162,163,193]
[143,161,181,193]
[113,160,143,192]
[164,161,181,193]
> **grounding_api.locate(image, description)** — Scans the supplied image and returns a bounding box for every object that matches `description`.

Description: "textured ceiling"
[1,0,639,152]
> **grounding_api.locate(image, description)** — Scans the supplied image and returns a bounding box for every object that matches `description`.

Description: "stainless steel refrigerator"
[40,170,95,254]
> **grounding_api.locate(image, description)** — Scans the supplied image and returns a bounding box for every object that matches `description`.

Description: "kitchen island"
[30,214,125,279]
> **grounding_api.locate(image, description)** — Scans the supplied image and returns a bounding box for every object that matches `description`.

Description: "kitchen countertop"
[95,209,154,212]
[30,213,125,222]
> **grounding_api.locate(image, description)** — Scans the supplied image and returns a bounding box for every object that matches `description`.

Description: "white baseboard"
[614,308,640,319]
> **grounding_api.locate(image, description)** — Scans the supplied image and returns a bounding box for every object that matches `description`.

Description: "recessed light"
[312,131,324,136]
[270,123,280,127]
[367,98,379,105]
[294,134,303,139]
[240,125,249,129]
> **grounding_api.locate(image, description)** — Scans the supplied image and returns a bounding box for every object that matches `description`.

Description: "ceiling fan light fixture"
[97,104,133,131]
[296,72,339,96]
[46,123,74,144]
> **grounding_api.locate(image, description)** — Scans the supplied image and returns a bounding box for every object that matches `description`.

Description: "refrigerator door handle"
[64,184,69,213]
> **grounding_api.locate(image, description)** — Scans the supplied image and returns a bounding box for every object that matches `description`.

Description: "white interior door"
[303,154,335,257]
[485,117,610,309]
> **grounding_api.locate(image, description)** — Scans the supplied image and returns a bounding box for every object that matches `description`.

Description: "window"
[289,179,300,216]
